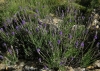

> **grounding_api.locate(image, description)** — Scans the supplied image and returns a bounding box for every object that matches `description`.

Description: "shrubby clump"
[0,0,100,70]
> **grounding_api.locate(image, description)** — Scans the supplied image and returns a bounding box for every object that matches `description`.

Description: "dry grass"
[0,0,5,4]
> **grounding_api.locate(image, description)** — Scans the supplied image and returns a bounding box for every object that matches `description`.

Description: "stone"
[93,60,100,68]
[37,14,63,35]
[39,13,63,28]
[19,62,25,67]
[71,25,85,31]
[40,68,53,71]
[65,66,75,71]
[94,69,100,71]
[88,69,100,71]
[86,65,94,70]
[74,67,86,71]
[0,64,6,70]
[22,65,38,71]
[87,10,100,30]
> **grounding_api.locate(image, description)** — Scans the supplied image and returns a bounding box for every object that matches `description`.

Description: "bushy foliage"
[0,0,100,70]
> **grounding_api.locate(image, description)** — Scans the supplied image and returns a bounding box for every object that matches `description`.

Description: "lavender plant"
[0,0,100,71]
[1,45,18,66]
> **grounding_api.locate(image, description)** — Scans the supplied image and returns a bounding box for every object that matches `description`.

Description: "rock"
[19,62,25,67]
[37,13,63,36]
[0,64,17,71]
[87,9,100,30]
[65,66,74,71]
[71,25,85,31]
[23,65,37,71]
[94,69,100,71]
[40,68,53,71]
[87,69,100,71]
[39,13,63,28]
[0,64,6,70]
[93,60,100,68]
[37,15,63,35]
[74,67,86,71]
[86,65,95,70]
[86,60,100,71]
[53,17,63,26]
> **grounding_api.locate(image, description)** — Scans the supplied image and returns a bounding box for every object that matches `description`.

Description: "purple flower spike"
[16,26,19,30]
[16,48,18,55]
[44,65,48,70]
[48,41,53,49]
[37,48,40,54]
[0,28,3,31]
[36,9,39,14]
[57,40,61,44]
[75,40,79,48]
[68,34,72,39]
[71,57,74,61]
[38,20,42,25]
[14,19,17,23]
[12,32,15,35]
[43,23,46,28]
[3,43,6,47]
[39,58,41,63]
[60,62,64,65]
[80,41,84,47]
[59,31,62,36]
[36,28,39,32]
[22,20,26,25]
[0,55,3,59]
[8,48,12,54]
[94,34,97,39]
